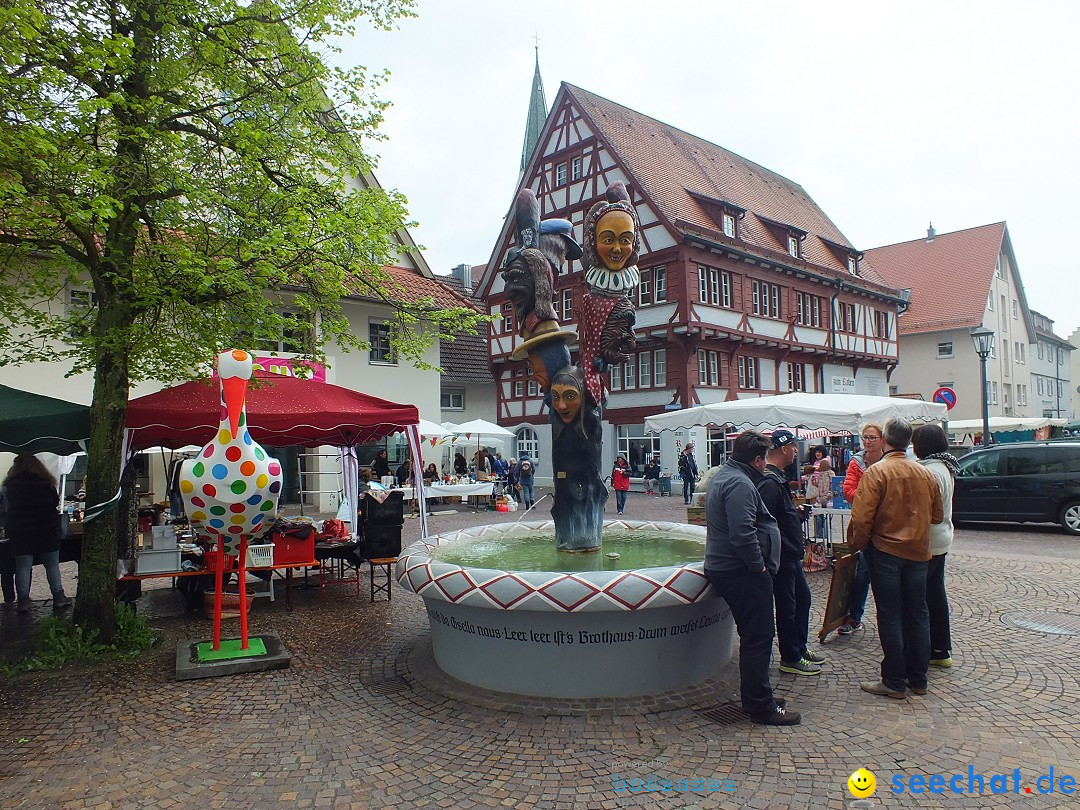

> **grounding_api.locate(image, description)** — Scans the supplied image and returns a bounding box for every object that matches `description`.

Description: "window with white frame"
[697,351,719,385]
[996,256,1006,280]
[988,293,993,311]
[369,320,397,364]
[787,362,806,392]
[991,381,998,404]
[1038,376,1044,396]
[1016,341,1025,364]
[989,342,995,359]
[654,267,667,302]
[570,156,582,180]
[787,235,799,258]
[527,380,538,397]
[67,288,97,338]
[562,288,573,321]
[556,162,567,186]
[501,302,515,334]
[638,270,652,306]
[751,280,780,318]
[639,352,651,388]
[847,256,857,275]
[610,364,622,391]
[616,425,661,472]
[874,310,890,339]
[515,427,539,463]
[441,388,465,410]
[624,357,636,389]
[796,291,821,327]
[937,341,953,359]
[513,380,524,397]
[1059,380,1064,398]
[721,271,732,307]
[1038,341,1044,360]
[722,213,736,238]
[738,356,758,389]
[1001,295,1007,323]
[1059,347,1065,365]
[1012,299,1018,319]
[839,302,857,333]
[653,349,667,386]
[1003,384,1011,409]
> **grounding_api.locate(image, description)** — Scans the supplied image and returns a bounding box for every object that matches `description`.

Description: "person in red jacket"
[837,422,884,635]
[612,455,632,515]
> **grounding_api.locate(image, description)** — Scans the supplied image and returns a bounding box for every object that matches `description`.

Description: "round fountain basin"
[396,520,735,699]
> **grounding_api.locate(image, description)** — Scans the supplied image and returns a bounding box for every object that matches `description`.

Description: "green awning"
[0,384,90,455]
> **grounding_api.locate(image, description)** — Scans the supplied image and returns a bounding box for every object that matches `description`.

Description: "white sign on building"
[829,375,857,394]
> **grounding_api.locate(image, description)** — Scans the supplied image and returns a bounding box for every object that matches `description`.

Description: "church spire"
[520,45,548,172]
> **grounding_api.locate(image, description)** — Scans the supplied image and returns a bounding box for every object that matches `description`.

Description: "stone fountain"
[397,185,734,698]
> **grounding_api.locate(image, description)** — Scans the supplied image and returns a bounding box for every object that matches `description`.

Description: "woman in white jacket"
[913,424,959,668]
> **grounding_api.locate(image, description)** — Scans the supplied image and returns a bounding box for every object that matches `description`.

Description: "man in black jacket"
[757,430,826,677]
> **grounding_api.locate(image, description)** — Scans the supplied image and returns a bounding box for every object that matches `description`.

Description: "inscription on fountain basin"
[427,607,725,647]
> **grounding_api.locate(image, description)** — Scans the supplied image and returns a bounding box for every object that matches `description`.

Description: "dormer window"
[722,213,736,238]
[787,235,800,258]
[847,256,857,275]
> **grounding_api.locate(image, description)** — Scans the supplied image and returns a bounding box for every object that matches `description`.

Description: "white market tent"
[946,416,1066,436]
[644,392,948,434]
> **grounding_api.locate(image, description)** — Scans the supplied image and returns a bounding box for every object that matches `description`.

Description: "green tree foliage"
[0,0,482,640]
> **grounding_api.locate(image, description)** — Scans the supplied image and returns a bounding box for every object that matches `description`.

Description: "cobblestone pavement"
[2,488,1078,808]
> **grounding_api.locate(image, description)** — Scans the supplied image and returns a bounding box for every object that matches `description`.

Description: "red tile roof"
[346,265,479,313]
[565,84,891,288]
[438,275,494,385]
[865,223,1005,336]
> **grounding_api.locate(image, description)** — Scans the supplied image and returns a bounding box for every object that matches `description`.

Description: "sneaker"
[837,618,864,636]
[930,656,953,668]
[750,704,801,726]
[860,681,907,699]
[803,648,827,664]
[53,593,73,610]
[778,658,822,676]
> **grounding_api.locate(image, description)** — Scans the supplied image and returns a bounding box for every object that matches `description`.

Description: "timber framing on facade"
[475,83,907,431]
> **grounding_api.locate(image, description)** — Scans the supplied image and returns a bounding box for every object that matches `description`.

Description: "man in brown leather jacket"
[847,418,943,699]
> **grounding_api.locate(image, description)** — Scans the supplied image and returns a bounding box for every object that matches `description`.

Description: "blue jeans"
[927,553,951,657]
[773,557,812,663]
[615,489,627,513]
[868,547,930,691]
[682,476,695,503]
[706,567,777,714]
[848,551,871,623]
[15,550,65,601]
[518,480,535,507]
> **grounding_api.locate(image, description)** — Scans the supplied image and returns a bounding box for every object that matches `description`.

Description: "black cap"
[771,429,796,448]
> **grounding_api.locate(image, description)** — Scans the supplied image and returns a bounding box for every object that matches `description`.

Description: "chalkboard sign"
[818,551,860,642]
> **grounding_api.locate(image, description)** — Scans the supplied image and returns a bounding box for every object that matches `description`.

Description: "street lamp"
[970,326,996,446]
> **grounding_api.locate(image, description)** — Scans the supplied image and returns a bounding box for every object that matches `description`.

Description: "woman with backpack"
[516,456,536,509]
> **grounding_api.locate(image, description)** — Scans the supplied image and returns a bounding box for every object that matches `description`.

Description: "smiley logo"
[848,768,876,798]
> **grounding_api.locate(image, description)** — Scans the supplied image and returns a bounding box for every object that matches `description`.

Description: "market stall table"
[118,561,313,611]
[395,481,496,509]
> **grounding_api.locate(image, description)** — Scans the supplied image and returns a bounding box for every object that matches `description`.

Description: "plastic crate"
[246,543,274,568]
[135,548,181,575]
[203,549,236,573]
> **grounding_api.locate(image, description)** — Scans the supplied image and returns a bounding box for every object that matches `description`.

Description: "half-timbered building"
[475,83,906,478]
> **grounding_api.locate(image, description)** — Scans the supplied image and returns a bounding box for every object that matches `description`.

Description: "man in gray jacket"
[705,431,799,726]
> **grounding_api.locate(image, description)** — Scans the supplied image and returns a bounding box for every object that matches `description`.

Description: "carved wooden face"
[598,302,637,365]
[595,210,636,271]
[501,253,535,325]
[550,381,583,424]
[528,353,550,392]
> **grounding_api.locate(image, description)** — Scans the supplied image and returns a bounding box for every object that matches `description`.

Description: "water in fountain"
[430,523,704,572]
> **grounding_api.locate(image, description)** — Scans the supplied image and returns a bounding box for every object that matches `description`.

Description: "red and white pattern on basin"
[396,520,712,613]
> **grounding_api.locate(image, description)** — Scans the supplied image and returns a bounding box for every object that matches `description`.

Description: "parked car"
[953,441,1080,535]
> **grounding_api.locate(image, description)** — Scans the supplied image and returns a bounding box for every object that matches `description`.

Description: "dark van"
[953,441,1080,535]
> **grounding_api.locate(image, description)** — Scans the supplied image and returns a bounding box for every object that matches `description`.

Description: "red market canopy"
[126,371,418,451]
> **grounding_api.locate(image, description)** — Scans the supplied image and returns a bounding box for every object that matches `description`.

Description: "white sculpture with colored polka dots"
[179,349,282,554]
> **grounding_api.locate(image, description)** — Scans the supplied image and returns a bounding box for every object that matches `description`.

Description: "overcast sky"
[331,1,1080,337]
